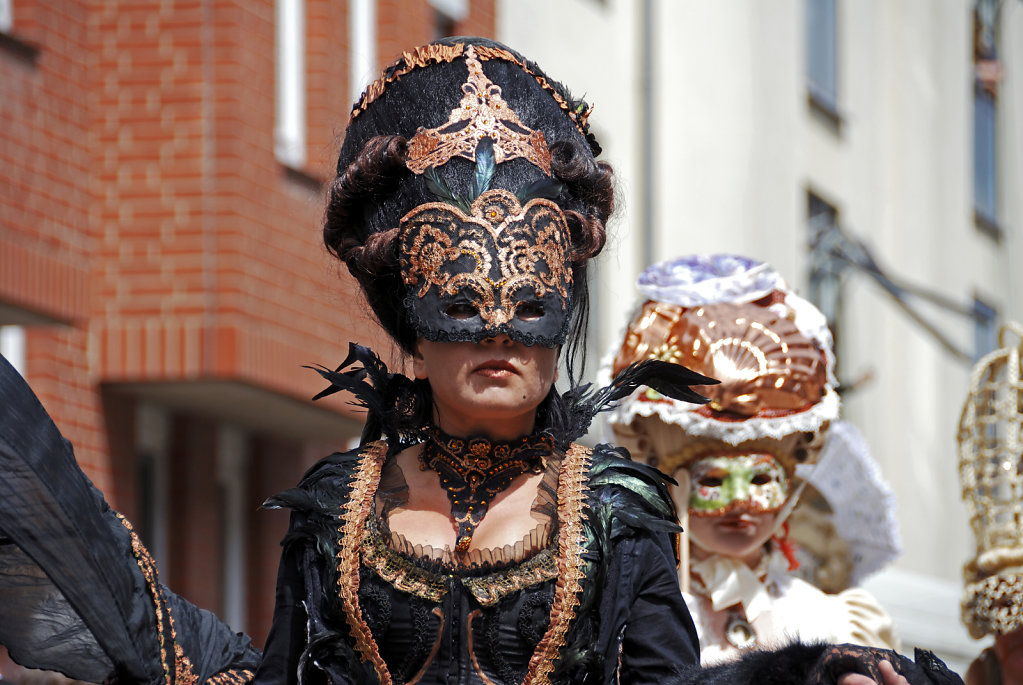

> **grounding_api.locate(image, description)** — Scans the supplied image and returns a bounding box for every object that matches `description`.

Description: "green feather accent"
[470,137,496,201]
[424,166,471,212]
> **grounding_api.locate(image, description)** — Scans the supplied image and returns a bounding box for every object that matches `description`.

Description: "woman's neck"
[432,409,536,440]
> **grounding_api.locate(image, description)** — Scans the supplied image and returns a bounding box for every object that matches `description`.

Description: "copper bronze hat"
[599,254,839,475]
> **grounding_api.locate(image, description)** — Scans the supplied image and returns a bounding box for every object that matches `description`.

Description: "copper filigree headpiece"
[350,43,593,138]
[399,189,572,346]
[406,46,551,175]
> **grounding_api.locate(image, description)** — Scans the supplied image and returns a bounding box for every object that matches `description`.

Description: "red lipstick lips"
[475,359,516,378]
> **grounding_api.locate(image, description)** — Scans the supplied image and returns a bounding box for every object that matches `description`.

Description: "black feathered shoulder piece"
[305,343,430,448]
[544,358,718,447]
[305,343,718,452]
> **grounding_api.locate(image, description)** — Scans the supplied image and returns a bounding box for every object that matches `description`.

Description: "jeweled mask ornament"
[397,45,574,347]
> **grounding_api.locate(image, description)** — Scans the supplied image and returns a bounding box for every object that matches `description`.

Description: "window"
[275,0,306,168]
[433,10,456,40]
[973,4,1001,231]
[135,403,170,566]
[973,297,998,361]
[0,325,25,376]
[349,0,377,104]
[806,0,838,112]
[217,426,248,629]
[429,0,466,40]
[0,0,12,34]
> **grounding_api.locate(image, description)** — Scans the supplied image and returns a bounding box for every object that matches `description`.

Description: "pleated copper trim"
[523,443,592,685]
[335,441,392,684]
[117,514,202,685]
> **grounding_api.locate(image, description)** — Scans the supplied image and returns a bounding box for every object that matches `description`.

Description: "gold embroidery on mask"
[406,46,551,175]
[399,189,572,327]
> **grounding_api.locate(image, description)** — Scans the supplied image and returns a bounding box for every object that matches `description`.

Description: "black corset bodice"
[357,513,558,685]
[263,438,701,685]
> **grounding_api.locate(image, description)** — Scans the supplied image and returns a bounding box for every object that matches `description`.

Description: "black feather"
[515,178,564,204]
[424,166,471,212]
[547,360,717,446]
[470,137,496,200]
[304,343,423,447]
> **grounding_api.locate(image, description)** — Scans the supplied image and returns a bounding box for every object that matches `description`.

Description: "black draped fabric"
[0,354,260,684]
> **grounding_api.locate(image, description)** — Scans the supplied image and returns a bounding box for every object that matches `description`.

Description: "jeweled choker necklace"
[420,428,550,553]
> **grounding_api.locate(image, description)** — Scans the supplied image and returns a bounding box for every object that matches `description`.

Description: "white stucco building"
[502,0,1023,672]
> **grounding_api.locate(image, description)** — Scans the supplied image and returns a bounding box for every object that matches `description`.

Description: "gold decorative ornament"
[350,43,592,138]
[724,608,757,649]
[406,46,552,176]
[613,301,828,420]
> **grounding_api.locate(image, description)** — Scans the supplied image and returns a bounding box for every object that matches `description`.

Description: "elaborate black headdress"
[324,37,610,353]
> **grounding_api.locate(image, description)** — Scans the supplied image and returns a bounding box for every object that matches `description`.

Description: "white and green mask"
[687,453,789,516]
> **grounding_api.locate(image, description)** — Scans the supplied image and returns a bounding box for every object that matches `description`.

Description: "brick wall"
[0,0,495,650]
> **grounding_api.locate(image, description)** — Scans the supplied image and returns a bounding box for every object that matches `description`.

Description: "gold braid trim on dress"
[117,514,233,685]
[463,545,559,608]
[362,512,558,607]
[336,441,591,684]
[349,43,592,138]
[523,443,592,685]
[336,441,392,684]
[361,513,449,603]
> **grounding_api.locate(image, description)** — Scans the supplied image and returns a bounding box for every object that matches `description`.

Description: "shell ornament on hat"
[599,254,840,474]
[959,322,1023,638]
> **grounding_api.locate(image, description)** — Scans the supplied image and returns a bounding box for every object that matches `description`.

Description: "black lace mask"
[399,189,573,347]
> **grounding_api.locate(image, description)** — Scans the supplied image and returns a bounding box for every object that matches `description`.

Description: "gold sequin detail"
[361,513,559,607]
[463,548,559,608]
[362,514,449,603]
[117,514,216,685]
[399,189,571,328]
[406,46,551,176]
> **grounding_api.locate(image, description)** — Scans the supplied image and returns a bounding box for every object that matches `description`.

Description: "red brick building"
[0,0,495,648]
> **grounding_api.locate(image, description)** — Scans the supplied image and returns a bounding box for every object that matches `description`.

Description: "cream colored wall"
[500,0,1022,671]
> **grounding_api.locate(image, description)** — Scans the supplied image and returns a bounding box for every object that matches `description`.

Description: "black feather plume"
[424,166,471,212]
[548,360,718,445]
[470,137,496,200]
[304,343,423,447]
[515,177,564,204]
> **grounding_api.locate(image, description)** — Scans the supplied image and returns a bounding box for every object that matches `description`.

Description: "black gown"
[0,352,964,685]
[254,438,700,685]
[0,352,700,685]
